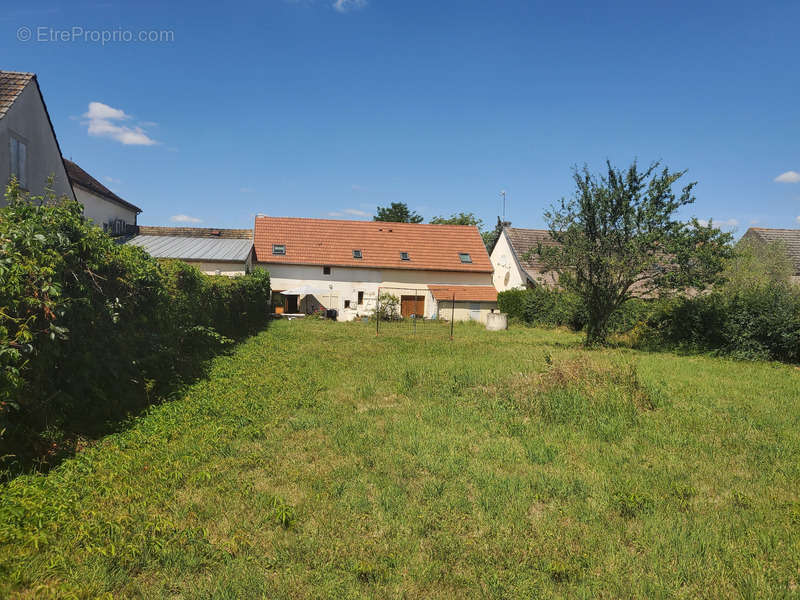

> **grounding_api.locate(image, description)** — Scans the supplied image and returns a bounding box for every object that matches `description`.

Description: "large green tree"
[374,202,423,223]
[430,212,503,251]
[537,161,732,346]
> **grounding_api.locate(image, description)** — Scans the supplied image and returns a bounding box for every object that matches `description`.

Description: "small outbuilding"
[125,226,253,276]
[428,284,499,323]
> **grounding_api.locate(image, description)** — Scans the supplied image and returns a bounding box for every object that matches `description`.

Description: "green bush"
[497,289,527,321]
[0,181,270,471]
[498,288,587,330]
[640,285,800,362]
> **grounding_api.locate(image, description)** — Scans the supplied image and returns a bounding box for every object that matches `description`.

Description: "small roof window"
[273,244,286,255]
[458,253,472,263]
[400,252,410,261]
[353,249,363,259]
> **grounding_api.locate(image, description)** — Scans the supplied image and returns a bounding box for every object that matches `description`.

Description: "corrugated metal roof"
[126,235,253,262]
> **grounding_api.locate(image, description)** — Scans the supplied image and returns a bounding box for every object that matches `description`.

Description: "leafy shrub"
[374,292,400,321]
[0,181,270,471]
[497,289,527,321]
[498,288,585,329]
[498,288,587,330]
[640,285,800,362]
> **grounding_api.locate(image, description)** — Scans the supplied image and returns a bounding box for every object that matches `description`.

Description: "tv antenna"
[500,190,508,219]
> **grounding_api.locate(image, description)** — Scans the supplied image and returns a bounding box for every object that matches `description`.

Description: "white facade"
[73,185,138,232]
[262,262,494,321]
[490,230,530,291]
[0,77,73,202]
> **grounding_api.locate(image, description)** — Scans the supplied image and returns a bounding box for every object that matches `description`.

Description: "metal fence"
[373,286,457,339]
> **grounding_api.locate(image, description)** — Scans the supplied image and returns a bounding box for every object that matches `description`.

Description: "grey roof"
[126,235,253,262]
[743,228,800,274]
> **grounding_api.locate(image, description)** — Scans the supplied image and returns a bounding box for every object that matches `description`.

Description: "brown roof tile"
[254,216,493,273]
[136,226,253,240]
[744,227,800,274]
[504,227,559,276]
[428,285,498,302]
[0,71,34,119]
[63,159,141,213]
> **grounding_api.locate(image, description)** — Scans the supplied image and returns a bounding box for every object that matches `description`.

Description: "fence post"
[376,292,380,336]
[414,292,417,335]
[450,294,455,340]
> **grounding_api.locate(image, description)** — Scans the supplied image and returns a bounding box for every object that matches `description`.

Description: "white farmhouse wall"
[0,80,72,202]
[74,185,138,230]
[490,231,528,291]
[259,262,495,321]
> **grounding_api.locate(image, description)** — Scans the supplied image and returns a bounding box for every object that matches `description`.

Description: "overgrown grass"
[1,320,799,598]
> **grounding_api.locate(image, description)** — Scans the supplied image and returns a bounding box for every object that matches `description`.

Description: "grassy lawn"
[1,319,799,598]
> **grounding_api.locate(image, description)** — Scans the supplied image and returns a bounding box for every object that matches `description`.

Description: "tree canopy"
[536,160,733,346]
[374,202,423,223]
[429,212,484,228]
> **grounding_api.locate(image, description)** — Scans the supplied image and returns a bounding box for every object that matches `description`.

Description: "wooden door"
[285,295,298,314]
[400,295,425,318]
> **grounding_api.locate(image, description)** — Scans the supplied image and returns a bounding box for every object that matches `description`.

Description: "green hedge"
[498,288,587,329]
[638,285,800,362]
[0,188,270,471]
[498,284,800,363]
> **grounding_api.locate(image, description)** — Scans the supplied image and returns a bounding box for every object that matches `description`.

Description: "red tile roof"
[254,216,493,273]
[428,285,498,302]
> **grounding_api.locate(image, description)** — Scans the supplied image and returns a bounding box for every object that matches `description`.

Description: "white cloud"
[774,170,800,183]
[333,0,367,12]
[83,101,157,146]
[749,219,759,225]
[796,215,800,224]
[170,214,202,223]
[104,176,121,184]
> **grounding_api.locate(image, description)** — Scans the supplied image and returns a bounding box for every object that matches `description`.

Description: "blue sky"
[3,0,799,234]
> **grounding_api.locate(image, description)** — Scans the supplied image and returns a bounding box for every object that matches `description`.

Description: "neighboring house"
[491,226,559,291]
[741,227,800,285]
[64,159,141,234]
[0,70,74,202]
[253,216,498,322]
[125,226,254,276]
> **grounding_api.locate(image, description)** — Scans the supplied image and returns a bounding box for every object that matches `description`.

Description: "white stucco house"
[254,216,498,322]
[0,70,74,202]
[64,159,141,234]
[1,70,143,232]
[125,226,254,275]
[490,226,559,291]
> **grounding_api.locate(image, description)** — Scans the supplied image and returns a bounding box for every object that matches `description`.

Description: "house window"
[344,300,351,308]
[9,136,27,189]
[323,266,331,275]
[272,244,286,255]
[358,291,364,305]
[400,252,410,261]
[459,253,472,263]
[353,249,362,259]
